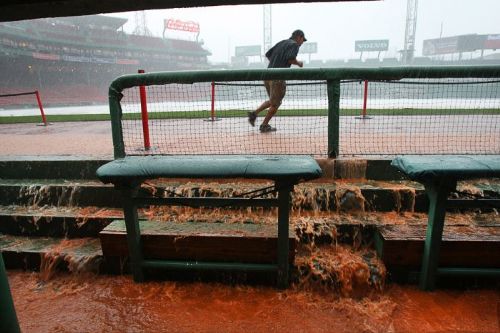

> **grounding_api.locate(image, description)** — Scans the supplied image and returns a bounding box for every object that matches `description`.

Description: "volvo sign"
[355,39,389,52]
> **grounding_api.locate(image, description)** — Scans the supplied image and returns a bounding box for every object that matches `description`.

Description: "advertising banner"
[164,19,200,33]
[484,34,500,50]
[354,40,389,52]
[457,34,485,52]
[422,36,458,55]
[92,57,115,64]
[299,42,318,54]
[62,55,91,63]
[32,52,60,61]
[423,34,486,55]
[235,45,261,57]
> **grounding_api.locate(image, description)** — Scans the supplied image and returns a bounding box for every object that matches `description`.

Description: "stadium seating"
[169,38,207,53]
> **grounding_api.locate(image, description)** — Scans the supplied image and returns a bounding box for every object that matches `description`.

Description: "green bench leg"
[419,180,455,291]
[120,185,144,282]
[0,254,21,333]
[277,182,292,289]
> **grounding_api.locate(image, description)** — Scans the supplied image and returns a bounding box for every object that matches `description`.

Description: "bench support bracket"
[420,179,455,290]
[119,181,296,288]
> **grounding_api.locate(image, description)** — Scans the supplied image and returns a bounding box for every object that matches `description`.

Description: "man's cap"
[291,29,307,42]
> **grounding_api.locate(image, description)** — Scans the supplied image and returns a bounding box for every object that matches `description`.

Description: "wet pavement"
[0,121,114,158]
[2,116,498,157]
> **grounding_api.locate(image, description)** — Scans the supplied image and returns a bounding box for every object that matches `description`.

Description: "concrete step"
[0,205,121,238]
[0,178,431,212]
[0,234,103,276]
[100,220,296,264]
[1,178,499,213]
[0,231,386,293]
[1,203,498,243]
[0,179,121,208]
[2,214,496,289]
[375,224,500,269]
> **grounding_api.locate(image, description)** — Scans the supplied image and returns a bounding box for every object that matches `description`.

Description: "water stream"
[8,271,499,333]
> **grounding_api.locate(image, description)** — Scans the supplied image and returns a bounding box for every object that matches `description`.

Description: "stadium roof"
[0,1,377,22]
[51,15,128,29]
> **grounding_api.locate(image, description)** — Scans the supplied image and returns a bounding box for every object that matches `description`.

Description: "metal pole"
[204,81,220,122]
[211,81,215,120]
[419,180,454,291]
[0,254,21,333]
[35,90,47,126]
[138,69,151,150]
[356,80,372,120]
[362,80,368,117]
[327,79,340,158]
[121,185,145,282]
[277,182,291,288]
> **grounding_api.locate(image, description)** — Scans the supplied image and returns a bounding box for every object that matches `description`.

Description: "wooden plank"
[376,224,500,268]
[100,220,296,264]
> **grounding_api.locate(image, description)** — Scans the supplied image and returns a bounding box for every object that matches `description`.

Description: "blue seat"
[391,155,500,290]
[97,155,322,288]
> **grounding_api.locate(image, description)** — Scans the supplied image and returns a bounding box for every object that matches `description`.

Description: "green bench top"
[97,155,322,184]
[391,155,500,183]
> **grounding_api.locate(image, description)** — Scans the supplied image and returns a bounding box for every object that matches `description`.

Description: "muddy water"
[8,271,499,333]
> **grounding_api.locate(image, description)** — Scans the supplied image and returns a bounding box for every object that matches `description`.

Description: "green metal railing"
[0,254,21,333]
[108,66,500,159]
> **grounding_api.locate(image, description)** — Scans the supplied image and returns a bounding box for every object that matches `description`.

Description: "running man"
[248,29,307,132]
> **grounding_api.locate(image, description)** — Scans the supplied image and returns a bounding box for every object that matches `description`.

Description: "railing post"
[109,88,126,159]
[35,90,47,126]
[211,81,215,120]
[355,80,372,120]
[327,79,341,158]
[0,254,21,333]
[204,81,220,122]
[362,80,368,117]
[138,69,151,150]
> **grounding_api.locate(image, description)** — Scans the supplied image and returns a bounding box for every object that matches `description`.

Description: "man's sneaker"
[259,124,277,133]
[247,111,257,127]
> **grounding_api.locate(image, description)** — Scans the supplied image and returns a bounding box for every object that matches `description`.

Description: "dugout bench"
[391,155,500,290]
[97,155,322,288]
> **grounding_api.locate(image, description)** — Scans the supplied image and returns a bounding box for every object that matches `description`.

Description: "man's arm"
[288,58,303,67]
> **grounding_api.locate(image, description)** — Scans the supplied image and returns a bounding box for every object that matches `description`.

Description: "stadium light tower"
[263,4,272,54]
[402,0,418,64]
[133,11,152,36]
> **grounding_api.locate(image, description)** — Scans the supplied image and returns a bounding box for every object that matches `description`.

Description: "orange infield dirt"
[8,271,500,333]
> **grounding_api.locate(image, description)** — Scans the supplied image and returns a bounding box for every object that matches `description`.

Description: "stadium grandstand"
[0,15,211,107]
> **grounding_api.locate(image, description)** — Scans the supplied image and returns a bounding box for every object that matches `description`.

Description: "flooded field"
[8,270,499,333]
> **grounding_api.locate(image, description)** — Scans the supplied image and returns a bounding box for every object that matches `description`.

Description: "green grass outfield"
[1,108,499,124]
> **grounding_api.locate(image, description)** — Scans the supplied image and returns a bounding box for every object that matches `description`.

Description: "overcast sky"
[108,0,500,63]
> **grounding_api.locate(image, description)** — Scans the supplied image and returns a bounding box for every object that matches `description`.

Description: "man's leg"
[255,100,271,116]
[259,105,279,132]
[248,81,273,126]
[248,101,270,126]
[259,80,284,132]
[261,105,278,126]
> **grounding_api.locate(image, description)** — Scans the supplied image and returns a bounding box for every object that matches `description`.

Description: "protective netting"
[120,80,328,156]
[119,78,500,157]
[340,78,500,156]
